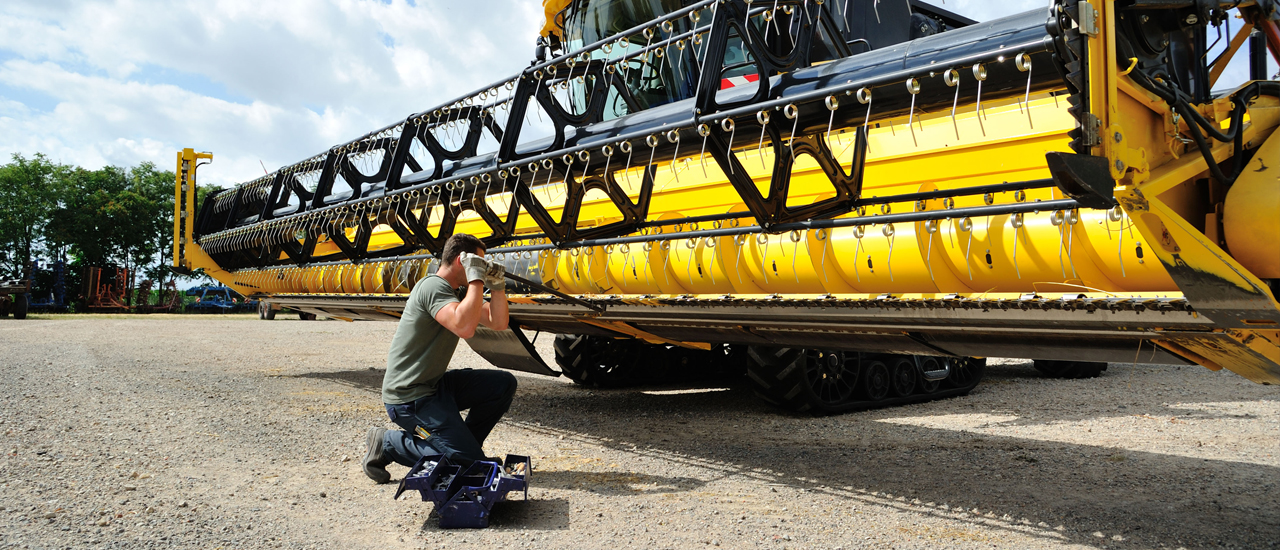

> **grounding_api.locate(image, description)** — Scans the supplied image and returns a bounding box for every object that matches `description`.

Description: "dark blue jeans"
[382,369,517,467]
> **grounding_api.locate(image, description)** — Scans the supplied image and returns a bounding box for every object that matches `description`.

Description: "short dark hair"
[441,233,484,265]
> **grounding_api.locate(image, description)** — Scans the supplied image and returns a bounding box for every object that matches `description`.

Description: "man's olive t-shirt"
[382,275,463,404]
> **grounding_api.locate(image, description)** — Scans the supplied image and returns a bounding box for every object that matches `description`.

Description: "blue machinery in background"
[185,285,254,313]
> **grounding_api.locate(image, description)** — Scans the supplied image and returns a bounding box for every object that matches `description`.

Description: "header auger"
[175,0,1280,414]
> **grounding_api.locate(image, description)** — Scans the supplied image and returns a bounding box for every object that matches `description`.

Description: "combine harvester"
[172,0,1280,413]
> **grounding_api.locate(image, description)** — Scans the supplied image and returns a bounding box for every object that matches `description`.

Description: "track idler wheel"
[946,357,987,388]
[747,348,986,415]
[1033,359,1107,379]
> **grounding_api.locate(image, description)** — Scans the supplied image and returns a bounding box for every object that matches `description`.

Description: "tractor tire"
[12,294,28,320]
[553,334,646,387]
[746,347,861,415]
[259,301,276,320]
[1033,359,1107,379]
[554,335,741,388]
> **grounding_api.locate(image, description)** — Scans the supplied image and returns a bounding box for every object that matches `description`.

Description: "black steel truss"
[198,0,1068,271]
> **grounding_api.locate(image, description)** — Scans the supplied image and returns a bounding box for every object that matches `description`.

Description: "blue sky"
[0,0,1272,189]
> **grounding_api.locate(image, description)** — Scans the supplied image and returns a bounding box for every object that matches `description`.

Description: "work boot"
[363,427,391,484]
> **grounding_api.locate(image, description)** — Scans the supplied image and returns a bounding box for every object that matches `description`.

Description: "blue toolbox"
[394,454,530,529]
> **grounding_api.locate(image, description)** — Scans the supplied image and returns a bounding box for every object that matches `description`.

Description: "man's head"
[440,233,485,267]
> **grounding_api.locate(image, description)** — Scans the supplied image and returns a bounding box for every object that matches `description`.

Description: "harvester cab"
[173,0,1280,414]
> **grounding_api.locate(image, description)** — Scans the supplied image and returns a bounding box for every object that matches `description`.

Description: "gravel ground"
[1,314,1277,549]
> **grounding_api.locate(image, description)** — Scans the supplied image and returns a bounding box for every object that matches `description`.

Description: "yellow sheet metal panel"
[1161,332,1280,385]
[1223,127,1280,279]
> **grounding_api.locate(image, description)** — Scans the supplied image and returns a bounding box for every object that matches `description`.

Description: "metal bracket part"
[1079,2,1099,36]
[1045,151,1118,209]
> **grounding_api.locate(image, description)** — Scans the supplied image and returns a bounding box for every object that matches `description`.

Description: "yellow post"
[173,148,213,272]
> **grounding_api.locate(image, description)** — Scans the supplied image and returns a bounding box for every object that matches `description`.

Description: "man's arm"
[479,289,509,331]
[433,280,487,339]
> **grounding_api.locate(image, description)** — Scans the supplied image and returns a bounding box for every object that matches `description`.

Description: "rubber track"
[747,348,985,415]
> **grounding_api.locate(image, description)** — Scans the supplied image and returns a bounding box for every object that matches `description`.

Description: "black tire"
[553,334,592,385]
[298,312,317,321]
[13,294,28,320]
[746,347,862,415]
[553,334,646,388]
[889,357,917,397]
[259,301,276,320]
[555,335,742,388]
[1033,359,1107,379]
[861,360,890,401]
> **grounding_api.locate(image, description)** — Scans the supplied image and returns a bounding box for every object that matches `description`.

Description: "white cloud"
[0,0,1270,191]
[0,0,543,187]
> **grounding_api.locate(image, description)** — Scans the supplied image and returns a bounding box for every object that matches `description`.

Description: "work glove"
[484,259,506,293]
[459,252,488,285]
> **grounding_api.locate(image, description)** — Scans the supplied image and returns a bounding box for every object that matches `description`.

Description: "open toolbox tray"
[395,453,530,528]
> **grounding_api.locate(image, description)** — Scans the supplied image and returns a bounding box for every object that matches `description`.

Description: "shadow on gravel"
[975,361,1270,425]
[532,469,708,495]
[498,363,1280,549]
[290,368,383,393]
[290,363,1278,547]
[418,497,571,531]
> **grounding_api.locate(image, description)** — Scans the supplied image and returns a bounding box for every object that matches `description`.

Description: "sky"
[0,0,1271,190]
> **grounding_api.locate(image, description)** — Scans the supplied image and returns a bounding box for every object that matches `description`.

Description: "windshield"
[562,0,713,117]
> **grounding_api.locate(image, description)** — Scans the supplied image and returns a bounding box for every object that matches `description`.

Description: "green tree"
[45,163,180,303]
[1,152,210,305]
[123,162,177,282]
[46,165,129,268]
[0,153,61,279]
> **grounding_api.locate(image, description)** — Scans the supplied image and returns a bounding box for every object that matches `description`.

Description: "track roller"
[747,347,985,415]
[889,357,918,397]
[860,358,890,402]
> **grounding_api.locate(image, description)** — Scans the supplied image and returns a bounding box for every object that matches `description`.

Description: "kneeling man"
[362,233,515,483]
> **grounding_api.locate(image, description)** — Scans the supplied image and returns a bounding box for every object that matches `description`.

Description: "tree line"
[0,152,216,302]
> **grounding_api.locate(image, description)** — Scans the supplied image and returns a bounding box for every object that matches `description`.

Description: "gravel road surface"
[2,315,1277,549]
